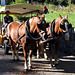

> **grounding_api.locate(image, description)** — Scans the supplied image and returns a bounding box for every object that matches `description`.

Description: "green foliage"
[45,0,50,3]
[48,0,69,5]
[45,11,75,27]
[10,0,27,4]
[15,15,29,22]
[71,0,75,4]
[0,6,3,9]
[53,0,58,5]
[57,0,64,4]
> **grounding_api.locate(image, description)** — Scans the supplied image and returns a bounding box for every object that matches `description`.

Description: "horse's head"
[29,14,47,41]
[49,14,69,40]
[58,14,69,40]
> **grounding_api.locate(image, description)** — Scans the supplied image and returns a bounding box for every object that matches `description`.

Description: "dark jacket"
[3,15,13,26]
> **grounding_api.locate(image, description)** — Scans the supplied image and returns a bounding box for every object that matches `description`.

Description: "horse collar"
[25,20,42,40]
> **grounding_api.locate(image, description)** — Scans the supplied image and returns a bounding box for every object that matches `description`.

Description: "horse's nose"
[64,32,69,40]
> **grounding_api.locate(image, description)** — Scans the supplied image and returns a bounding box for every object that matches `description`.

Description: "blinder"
[59,18,69,40]
[59,18,69,33]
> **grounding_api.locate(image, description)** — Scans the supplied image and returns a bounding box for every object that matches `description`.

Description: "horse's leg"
[36,41,40,59]
[49,43,53,68]
[16,45,19,61]
[44,43,47,59]
[23,44,28,71]
[55,39,60,65]
[9,37,16,61]
[28,50,32,70]
[11,46,16,61]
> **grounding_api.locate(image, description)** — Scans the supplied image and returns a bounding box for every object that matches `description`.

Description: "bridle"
[59,17,69,33]
[41,18,69,43]
[50,18,69,36]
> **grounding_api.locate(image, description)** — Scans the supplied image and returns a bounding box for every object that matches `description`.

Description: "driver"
[3,11,13,32]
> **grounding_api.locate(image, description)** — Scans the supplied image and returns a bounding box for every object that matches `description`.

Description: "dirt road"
[0,48,75,75]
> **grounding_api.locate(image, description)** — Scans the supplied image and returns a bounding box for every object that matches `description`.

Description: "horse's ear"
[65,14,68,19]
[59,14,62,19]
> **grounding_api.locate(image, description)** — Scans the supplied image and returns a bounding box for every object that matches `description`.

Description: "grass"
[0,6,3,9]
[45,11,75,27]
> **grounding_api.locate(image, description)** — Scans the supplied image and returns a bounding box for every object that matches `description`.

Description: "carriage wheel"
[4,40,9,54]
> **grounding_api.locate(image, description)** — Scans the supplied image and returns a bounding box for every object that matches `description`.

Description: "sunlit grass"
[45,11,75,27]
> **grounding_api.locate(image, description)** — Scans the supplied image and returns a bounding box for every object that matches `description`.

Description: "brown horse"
[6,14,47,71]
[37,14,70,68]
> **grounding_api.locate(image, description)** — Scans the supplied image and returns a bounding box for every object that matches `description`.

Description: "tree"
[45,0,50,3]
[69,0,71,13]
[53,0,58,5]
[11,0,27,4]
[57,0,64,5]
[13,0,15,2]
[52,0,68,6]
[71,0,75,4]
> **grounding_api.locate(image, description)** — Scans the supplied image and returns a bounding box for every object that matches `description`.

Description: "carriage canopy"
[0,3,43,15]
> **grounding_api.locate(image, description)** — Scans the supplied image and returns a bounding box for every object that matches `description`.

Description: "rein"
[41,31,68,43]
[15,22,25,45]
[36,20,46,41]
[15,19,46,45]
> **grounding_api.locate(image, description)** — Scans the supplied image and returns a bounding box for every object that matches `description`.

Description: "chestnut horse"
[6,14,47,71]
[37,14,70,68]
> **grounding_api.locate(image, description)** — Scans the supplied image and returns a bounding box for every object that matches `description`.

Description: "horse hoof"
[55,63,58,67]
[54,62,58,66]
[44,57,48,60]
[29,68,32,71]
[44,56,48,60]
[28,66,32,70]
[37,56,40,59]
[25,69,28,72]
[49,64,53,68]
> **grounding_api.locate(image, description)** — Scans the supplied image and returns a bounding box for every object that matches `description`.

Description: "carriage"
[0,3,71,71]
[0,3,43,54]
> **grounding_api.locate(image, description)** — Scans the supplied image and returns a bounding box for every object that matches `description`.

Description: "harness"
[16,22,25,44]
[25,20,42,40]
[15,19,45,45]
[41,18,69,43]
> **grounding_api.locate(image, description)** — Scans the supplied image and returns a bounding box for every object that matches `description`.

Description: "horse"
[37,14,70,68]
[6,14,47,71]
